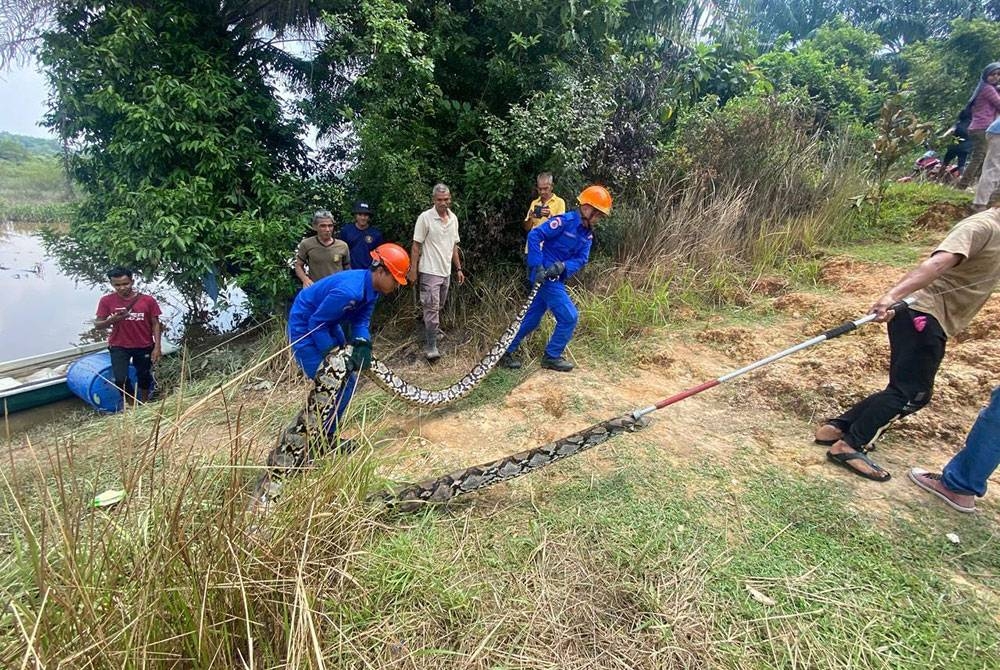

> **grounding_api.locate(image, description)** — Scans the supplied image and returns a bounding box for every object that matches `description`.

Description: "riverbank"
[3,185,998,667]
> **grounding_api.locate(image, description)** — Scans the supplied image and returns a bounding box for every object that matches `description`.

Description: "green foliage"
[852,0,998,50]
[901,18,1000,128]
[39,0,316,305]
[733,0,847,44]
[0,155,75,209]
[0,131,62,158]
[660,90,829,210]
[844,180,970,241]
[863,93,935,224]
[0,137,29,163]
[308,0,707,261]
[756,19,886,125]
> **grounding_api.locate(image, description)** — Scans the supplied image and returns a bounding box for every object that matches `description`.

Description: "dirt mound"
[914,203,967,232]
[695,327,761,359]
[771,292,823,316]
[820,257,894,297]
[953,301,1000,343]
[750,275,790,297]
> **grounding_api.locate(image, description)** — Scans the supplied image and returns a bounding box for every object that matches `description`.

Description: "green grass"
[3,182,998,667]
[845,181,970,242]
[0,156,76,223]
[5,394,998,668]
[829,239,926,267]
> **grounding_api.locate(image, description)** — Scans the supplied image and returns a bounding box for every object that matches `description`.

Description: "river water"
[0,221,250,361]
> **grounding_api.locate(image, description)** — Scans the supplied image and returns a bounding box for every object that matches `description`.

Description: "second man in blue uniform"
[500,185,612,372]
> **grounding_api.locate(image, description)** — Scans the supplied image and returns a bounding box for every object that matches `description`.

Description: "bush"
[618,91,867,273]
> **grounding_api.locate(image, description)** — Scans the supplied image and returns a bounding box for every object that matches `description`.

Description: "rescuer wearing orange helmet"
[286,242,410,437]
[500,185,612,372]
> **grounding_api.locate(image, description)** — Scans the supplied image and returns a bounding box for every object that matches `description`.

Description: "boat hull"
[2,380,74,414]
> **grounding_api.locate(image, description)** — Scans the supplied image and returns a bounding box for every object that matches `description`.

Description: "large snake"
[253,279,649,508]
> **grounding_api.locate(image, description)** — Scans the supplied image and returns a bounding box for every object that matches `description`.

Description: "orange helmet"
[370,243,410,285]
[577,185,612,215]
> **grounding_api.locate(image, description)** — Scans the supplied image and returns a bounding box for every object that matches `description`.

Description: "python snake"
[255,279,649,508]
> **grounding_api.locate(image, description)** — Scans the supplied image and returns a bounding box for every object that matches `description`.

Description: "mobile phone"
[534,204,545,217]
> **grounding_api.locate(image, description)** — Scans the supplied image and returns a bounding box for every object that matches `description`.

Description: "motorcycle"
[897,150,961,185]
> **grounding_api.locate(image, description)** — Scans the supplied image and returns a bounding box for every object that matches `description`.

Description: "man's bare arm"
[871,251,963,320]
[408,240,422,283]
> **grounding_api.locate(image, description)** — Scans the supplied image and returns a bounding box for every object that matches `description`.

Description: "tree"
[304,0,711,262]
[723,0,849,44]
[756,19,886,126]
[848,0,995,51]
[39,0,321,305]
[901,18,1000,128]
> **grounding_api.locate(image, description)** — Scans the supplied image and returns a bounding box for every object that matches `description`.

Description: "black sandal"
[826,450,891,482]
[815,424,876,452]
[814,423,842,446]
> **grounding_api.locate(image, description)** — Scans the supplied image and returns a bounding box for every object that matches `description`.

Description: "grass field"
[2,184,996,668]
[0,155,76,222]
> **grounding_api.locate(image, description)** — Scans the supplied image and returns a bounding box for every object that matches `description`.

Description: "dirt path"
[365,251,1000,518]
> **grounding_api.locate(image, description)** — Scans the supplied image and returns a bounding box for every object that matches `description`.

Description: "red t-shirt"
[96,293,162,348]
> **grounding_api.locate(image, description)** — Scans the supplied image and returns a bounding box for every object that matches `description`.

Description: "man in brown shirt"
[815,207,1000,482]
[294,210,350,287]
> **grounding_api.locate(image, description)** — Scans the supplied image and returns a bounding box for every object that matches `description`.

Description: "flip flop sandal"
[815,438,877,453]
[814,423,842,446]
[814,425,877,452]
[826,450,891,482]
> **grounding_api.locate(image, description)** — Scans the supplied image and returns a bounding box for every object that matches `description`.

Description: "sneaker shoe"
[970,203,988,213]
[499,352,522,369]
[541,356,574,372]
[425,344,441,361]
[907,468,976,513]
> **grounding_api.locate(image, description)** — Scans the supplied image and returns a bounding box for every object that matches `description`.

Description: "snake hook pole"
[631,297,916,420]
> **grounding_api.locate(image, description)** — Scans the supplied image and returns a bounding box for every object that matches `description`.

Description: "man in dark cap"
[340,201,385,270]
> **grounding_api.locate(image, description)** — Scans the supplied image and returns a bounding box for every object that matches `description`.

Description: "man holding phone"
[94,267,162,406]
[522,172,566,243]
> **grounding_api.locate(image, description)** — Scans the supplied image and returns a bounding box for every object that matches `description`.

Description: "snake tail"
[387,412,651,511]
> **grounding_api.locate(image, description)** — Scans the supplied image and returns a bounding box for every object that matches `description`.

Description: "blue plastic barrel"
[66,351,145,413]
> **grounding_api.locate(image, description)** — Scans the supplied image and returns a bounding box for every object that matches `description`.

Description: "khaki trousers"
[418,272,450,338]
[973,133,1000,207]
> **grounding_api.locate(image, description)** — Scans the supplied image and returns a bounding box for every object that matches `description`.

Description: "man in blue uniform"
[339,201,385,270]
[287,243,410,437]
[251,243,410,511]
[499,185,612,372]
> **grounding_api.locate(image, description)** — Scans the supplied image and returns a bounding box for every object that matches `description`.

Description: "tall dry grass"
[611,95,867,281]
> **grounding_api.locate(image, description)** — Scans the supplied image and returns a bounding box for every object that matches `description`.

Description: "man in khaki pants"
[408,183,465,360]
[971,118,1000,212]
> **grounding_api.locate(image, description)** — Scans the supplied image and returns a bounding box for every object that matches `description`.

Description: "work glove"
[543,261,565,280]
[348,338,372,371]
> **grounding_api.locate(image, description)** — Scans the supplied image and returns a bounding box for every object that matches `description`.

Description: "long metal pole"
[631,297,914,420]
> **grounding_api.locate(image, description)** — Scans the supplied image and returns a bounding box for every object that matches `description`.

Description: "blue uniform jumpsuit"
[506,209,593,360]
[287,269,379,435]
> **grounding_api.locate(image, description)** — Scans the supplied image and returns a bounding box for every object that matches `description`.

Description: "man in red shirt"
[94,267,163,405]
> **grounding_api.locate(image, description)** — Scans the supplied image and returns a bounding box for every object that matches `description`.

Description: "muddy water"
[0,221,250,361]
[0,222,106,359]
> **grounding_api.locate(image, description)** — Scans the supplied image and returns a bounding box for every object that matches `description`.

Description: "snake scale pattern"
[257,279,649,508]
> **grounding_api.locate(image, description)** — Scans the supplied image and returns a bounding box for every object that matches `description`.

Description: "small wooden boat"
[0,343,107,414]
